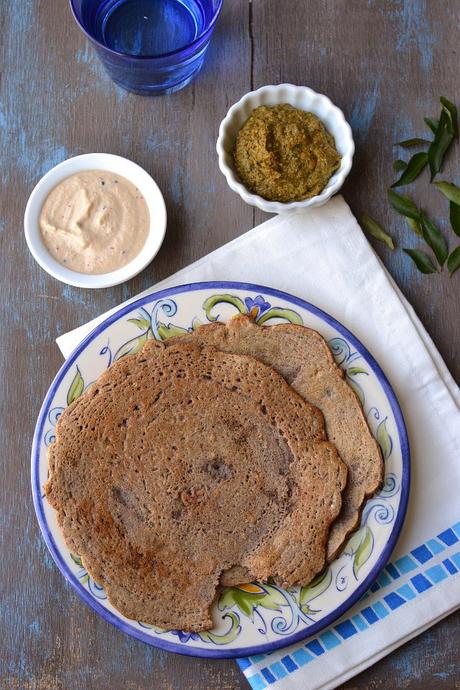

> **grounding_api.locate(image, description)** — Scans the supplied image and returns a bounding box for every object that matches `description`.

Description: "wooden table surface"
[1,1,459,688]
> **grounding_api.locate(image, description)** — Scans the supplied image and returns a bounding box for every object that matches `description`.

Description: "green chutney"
[233,104,341,203]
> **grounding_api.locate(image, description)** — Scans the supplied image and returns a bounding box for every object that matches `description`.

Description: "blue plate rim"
[31,280,410,659]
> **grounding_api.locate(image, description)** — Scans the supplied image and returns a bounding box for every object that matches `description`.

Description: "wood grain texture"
[0,1,458,689]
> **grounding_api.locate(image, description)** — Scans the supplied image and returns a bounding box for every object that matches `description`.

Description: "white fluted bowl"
[216,84,354,214]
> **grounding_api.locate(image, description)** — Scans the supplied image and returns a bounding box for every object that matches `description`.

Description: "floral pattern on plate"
[32,282,409,658]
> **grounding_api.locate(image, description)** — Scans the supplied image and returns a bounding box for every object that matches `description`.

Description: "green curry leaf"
[434,181,460,206]
[440,96,458,138]
[387,190,420,221]
[402,248,437,274]
[406,216,423,237]
[424,117,439,134]
[428,110,454,180]
[420,213,448,266]
[391,152,428,187]
[360,214,395,250]
[393,159,407,173]
[395,137,430,148]
[449,202,460,238]
[447,246,460,277]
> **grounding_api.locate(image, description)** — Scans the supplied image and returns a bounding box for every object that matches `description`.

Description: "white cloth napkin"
[57,196,460,690]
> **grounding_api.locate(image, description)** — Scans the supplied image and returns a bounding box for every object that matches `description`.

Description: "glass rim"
[69,0,224,60]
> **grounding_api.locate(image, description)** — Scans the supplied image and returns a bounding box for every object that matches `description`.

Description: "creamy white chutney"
[39,170,150,274]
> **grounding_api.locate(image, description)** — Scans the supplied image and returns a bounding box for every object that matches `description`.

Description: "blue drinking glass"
[70,0,223,95]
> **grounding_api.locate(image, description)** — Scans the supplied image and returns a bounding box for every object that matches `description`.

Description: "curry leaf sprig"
[361,97,459,276]
[387,189,447,262]
[391,96,458,188]
[388,189,448,272]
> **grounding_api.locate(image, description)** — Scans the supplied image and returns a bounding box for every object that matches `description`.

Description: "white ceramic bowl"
[216,84,354,214]
[24,153,167,288]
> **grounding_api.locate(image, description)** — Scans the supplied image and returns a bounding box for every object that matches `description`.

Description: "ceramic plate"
[32,281,410,658]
